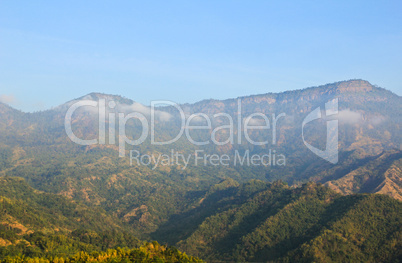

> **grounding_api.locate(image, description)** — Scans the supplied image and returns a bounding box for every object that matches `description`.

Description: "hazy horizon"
[1,1,401,112]
[2,79,399,113]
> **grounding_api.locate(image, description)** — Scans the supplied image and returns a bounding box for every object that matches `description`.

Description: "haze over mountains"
[0,79,401,262]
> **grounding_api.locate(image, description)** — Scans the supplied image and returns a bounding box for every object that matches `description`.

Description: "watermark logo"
[302,99,338,164]
[129,149,286,170]
[64,99,286,156]
[64,98,338,167]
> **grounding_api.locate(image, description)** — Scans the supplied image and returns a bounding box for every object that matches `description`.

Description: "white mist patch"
[369,115,386,125]
[337,109,361,124]
[246,118,265,126]
[0,94,16,104]
[66,98,172,123]
[118,102,172,122]
[185,114,209,124]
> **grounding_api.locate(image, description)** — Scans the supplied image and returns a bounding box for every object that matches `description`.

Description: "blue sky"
[0,1,401,112]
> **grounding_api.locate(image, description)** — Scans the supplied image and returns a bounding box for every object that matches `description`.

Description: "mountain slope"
[153,181,401,262]
[0,177,140,257]
[324,150,402,200]
[0,79,401,249]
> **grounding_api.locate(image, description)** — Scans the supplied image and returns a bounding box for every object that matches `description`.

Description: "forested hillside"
[0,80,401,262]
[154,180,401,262]
[0,177,140,258]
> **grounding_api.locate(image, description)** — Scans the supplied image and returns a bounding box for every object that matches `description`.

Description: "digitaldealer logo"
[64,98,339,167]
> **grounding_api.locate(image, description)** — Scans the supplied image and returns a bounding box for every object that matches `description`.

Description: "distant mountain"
[0,80,401,261]
[1,80,400,195]
[0,102,22,130]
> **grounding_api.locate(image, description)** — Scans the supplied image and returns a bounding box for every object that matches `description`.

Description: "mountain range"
[0,79,401,262]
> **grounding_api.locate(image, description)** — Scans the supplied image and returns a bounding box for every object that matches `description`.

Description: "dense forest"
[154,180,401,262]
[0,177,202,262]
[0,177,400,262]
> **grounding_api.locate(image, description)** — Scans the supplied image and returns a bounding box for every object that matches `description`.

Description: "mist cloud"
[337,109,361,124]
[369,115,386,125]
[118,102,172,122]
[0,94,16,104]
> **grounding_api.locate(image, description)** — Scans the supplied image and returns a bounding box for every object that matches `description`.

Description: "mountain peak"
[333,79,374,93]
[78,92,133,103]
[0,100,20,114]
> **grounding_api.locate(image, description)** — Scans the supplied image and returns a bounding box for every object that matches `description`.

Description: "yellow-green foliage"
[0,242,203,263]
